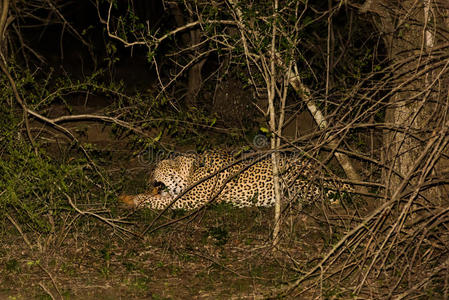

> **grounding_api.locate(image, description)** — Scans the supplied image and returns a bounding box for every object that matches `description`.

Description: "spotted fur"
[121,150,350,210]
[152,155,197,197]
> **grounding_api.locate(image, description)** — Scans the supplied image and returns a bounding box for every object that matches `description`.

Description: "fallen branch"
[65,193,140,238]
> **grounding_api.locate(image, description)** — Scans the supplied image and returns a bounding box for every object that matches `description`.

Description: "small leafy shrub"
[0,107,106,236]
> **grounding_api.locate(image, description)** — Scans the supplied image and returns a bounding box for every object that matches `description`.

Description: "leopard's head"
[151,155,197,197]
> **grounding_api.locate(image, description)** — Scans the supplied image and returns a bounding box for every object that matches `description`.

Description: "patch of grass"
[122,261,136,271]
[207,202,236,212]
[206,226,229,246]
[178,253,196,262]
[36,294,53,300]
[150,294,171,300]
[5,259,20,273]
[61,262,76,276]
[131,276,151,292]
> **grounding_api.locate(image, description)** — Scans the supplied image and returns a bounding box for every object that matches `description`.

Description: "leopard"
[120,150,351,210]
[150,154,198,198]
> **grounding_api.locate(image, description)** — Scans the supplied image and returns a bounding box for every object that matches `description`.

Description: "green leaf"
[153,131,163,142]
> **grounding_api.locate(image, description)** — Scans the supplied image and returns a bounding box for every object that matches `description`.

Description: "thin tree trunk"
[269,0,282,247]
[169,3,205,107]
[288,68,367,194]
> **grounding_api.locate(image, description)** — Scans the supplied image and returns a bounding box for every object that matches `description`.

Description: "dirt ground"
[1,200,336,299]
[0,100,349,299]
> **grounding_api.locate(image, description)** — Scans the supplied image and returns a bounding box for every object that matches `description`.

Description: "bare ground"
[0,202,336,299]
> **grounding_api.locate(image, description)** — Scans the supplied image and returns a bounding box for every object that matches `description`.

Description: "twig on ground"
[65,193,141,238]
[38,282,57,300]
[5,213,32,250]
[38,264,63,300]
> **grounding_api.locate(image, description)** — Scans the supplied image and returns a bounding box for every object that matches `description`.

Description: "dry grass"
[1,201,339,299]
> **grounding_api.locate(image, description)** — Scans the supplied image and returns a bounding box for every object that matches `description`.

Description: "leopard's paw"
[119,194,138,207]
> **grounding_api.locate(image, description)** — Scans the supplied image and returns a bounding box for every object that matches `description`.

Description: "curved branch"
[0,0,9,39]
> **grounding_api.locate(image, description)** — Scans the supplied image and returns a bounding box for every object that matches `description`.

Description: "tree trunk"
[364,0,449,201]
[169,3,205,107]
